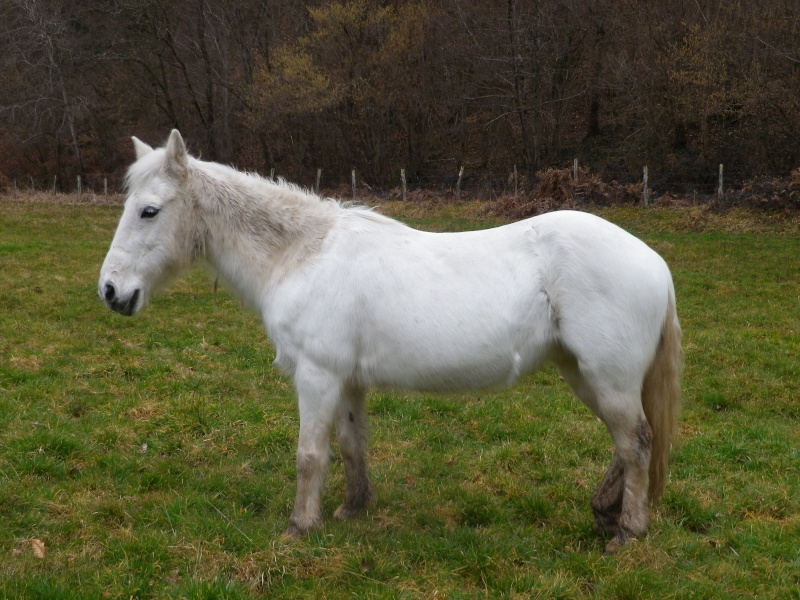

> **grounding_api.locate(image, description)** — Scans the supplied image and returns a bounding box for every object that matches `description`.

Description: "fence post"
[642,166,649,208]
[513,164,518,197]
[718,164,723,197]
[269,168,275,181]
[351,169,356,201]
[455,166,464,203]
[315,168,322,194]
[77,175,82,196]
[401,168,407,201]
[30,176,35,190]
[53,175,57,196]
[573,158,579,184]
[104,177,108,197]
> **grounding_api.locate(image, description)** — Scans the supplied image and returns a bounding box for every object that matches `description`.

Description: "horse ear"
[165,129,188,177]
[132,136,153,160]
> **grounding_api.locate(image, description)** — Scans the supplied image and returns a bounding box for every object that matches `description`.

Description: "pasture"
[1,198,799,598]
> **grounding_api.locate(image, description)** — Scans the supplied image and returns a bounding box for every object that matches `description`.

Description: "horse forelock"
[124,149,169,194]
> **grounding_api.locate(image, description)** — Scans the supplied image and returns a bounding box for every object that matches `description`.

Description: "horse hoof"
[282,524,305,539]
[333,504,364,520]
[603,533,633,555]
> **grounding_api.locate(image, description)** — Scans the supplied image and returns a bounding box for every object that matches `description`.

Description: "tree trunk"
[197,0,217,159]
[507,0,532,175]
[60,77,84,176]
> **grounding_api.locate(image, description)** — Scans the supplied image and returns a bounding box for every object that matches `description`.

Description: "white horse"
[99,130,682,553]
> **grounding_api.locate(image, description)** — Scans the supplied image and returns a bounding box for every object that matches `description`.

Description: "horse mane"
[126,146,399,230]
[190,161,402,231]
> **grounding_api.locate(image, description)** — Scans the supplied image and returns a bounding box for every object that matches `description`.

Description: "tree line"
[2,0,800,194]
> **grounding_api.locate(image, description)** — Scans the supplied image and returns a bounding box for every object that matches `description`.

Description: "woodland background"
[3,0,800,199]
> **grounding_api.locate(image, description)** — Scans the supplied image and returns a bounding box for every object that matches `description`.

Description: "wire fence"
[5,161,799,207]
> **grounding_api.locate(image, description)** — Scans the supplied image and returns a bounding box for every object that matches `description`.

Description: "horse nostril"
[104,283,116,302]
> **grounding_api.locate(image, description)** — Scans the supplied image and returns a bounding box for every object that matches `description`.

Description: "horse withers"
[99,130,682,553]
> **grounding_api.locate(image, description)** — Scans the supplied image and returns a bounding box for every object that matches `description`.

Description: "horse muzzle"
[100,281,141,316]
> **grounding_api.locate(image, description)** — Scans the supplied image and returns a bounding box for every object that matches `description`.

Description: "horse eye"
[140,206,160,219]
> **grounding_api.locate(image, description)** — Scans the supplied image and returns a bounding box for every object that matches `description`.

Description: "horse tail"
[642,290,683,503]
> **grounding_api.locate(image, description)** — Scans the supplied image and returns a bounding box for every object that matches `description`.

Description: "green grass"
[1,197,799,598]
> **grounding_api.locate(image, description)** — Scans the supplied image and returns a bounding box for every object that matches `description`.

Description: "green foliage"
[246,0,420,120]
[242,0,431,181]
[246,50,340,124]
[1,199,799,598]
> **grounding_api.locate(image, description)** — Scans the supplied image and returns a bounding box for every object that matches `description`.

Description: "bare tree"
[3,0,800,191]
[0,0,95,179]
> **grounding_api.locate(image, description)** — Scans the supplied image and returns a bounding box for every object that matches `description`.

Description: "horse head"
[99,129,197,316]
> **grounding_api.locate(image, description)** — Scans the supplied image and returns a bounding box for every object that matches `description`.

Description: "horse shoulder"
[262,217,381,378]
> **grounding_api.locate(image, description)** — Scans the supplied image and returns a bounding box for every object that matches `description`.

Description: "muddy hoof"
[333,503,365,520]
[603,532,634,555]
[282,524,305,539]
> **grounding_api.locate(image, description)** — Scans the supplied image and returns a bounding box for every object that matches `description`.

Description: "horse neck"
[189,164,338,305]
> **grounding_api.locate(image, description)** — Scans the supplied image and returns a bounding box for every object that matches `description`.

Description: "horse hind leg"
[558,360,651,553]
[590,451,625,536]
[333,385,374,520]
[602,408,653,554]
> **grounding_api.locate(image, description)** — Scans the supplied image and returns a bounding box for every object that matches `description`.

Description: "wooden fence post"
[573,158,579,184]
[315,168,322,194]
[718,164,723,197]
[351,169,356,201]
[642,166,649,208]
[53,175,57,196]
[513,164,518,197]
[455,166,464,203]
[401,168,407,201]
[77,175,82,196]
[104,177,108,197]
[269,168,275,181]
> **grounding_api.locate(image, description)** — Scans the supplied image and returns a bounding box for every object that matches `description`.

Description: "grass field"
[1,197,799,598]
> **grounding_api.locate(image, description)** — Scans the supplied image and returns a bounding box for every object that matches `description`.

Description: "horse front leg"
[285,364,339,537]
[333,385,373,520]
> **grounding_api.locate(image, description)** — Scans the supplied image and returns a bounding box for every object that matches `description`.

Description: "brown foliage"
[722,170,800,211]
[488,167,644,220]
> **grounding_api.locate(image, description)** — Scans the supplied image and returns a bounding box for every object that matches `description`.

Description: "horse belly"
[355,289,554,392]
[363,346,545,392]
